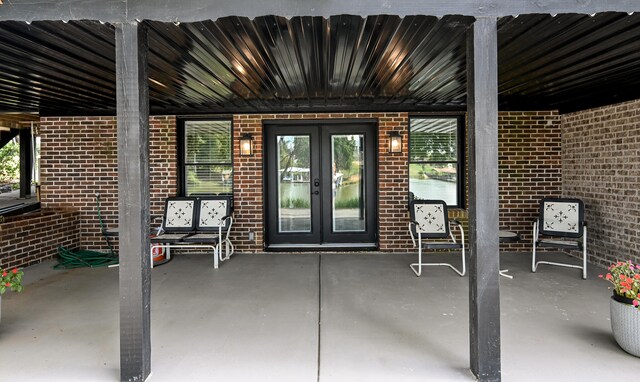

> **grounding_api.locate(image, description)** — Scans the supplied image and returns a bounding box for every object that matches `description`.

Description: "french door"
[265,122,377,248]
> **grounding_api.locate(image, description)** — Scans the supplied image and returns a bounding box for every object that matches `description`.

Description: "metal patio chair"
[409,199,466,277]
[532,197,587,279]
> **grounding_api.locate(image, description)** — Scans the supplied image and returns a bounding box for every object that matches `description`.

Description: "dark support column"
[19,128,32,198]
[115,21,151,382]
[467,17,501,382]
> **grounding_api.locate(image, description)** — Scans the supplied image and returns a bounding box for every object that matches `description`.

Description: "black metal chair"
[532,197,587,279]
[408,199,466,277]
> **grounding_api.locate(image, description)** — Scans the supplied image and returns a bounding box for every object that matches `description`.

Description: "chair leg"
[213,243,219,269]
[532,243,538,272]
[582,229,588,280]
[410,245,423,277]
[532,222,538,273]
[219,239,234,262]
[459,243,466,277]
[150,244,163,269]
[410,248,465,277]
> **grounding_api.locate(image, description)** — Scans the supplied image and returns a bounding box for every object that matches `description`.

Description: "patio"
[1,251,635,381]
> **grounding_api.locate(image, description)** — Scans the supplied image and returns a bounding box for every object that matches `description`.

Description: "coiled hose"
[54,194,119,269]
[54,246,119,269]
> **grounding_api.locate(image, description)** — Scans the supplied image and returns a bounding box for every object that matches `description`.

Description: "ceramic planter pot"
[610,296,640,357]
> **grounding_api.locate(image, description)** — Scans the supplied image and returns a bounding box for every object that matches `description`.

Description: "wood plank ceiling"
[0,12,638,116]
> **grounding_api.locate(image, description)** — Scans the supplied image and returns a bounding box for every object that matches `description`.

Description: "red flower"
[5,282,11,287]
[633,300,639,307]
[605,273,613,280]
[1,271,6,277]
[12,268,18,274]
[598,274,604,278]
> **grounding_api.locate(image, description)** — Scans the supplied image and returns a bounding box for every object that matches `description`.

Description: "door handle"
[313,190,319,195]
[314,178,320,187]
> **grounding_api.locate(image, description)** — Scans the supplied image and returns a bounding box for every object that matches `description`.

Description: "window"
[409,116,464,207]
[179,119,232,196]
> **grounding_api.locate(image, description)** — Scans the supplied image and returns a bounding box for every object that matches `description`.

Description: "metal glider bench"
[151,196,234,269]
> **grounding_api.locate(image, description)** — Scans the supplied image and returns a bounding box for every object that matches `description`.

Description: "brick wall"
[34,111,563,257]
[562,99,640,267]
[232,114,264,252]
[39,116,177,252]
[498,111,563,251]
[232,113,410,253]
[0,209,79,268]
[377,114,412,251]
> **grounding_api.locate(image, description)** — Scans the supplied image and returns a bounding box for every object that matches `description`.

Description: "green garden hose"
[54,194,120,269]
[54,246,118,269]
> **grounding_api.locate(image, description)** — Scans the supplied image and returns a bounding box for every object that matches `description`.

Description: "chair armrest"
[220,215,234,242]
[408,221,417,247]
[151,216,165,235]
[448,219,465,244]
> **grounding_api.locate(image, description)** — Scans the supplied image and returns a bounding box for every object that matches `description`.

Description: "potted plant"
[600,261,640,357]
[0,267,24,324]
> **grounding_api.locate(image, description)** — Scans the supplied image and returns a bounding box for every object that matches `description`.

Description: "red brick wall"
[34,111,563,257]
[232,114,264,253]
[562,99,640,267]
[232,113,410,253]
[498,111,563,250]
[0,209,79,268]
[39,116,177,252]
[377,113,411,251]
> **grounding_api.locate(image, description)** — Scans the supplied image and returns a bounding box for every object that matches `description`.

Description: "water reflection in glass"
[277,135,311,232]
[332,135,365,232]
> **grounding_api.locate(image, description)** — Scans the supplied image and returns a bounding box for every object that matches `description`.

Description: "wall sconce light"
[388,131,402,153]
[240,133,254,156]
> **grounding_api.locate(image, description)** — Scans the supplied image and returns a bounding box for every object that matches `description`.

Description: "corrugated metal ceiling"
[0,13,638,115]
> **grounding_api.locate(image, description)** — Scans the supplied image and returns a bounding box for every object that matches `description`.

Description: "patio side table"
[499,230,521,279]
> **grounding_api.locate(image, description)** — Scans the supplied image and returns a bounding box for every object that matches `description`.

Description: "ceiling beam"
[2,0,640,23]
[0,113,39,129]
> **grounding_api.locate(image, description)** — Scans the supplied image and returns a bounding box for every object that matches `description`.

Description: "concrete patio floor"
[1,251,637,381]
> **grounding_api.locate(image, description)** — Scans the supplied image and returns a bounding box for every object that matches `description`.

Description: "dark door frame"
[263,119,378,249]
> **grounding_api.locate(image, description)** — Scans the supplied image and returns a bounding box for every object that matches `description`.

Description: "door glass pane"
[277,135,311,233]
[332,135,365,232]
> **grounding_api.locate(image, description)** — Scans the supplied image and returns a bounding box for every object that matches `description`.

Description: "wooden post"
[115,21,151,382]
[19,128,32,198]
[467,17,501,382]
